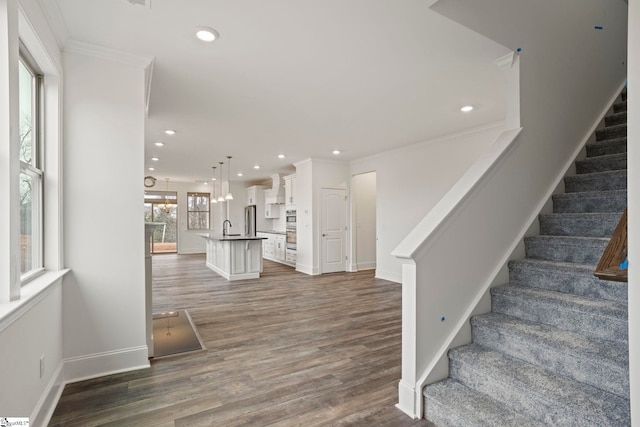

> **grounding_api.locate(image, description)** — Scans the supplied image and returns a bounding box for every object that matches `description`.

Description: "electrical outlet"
[40,355,45,378]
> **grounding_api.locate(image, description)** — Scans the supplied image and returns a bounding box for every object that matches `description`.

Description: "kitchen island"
[200,233,266,281]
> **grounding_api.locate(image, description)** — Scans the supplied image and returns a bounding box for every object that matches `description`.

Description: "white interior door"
[321,188,347,273]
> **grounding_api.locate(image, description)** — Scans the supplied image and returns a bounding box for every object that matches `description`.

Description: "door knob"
[322,233,327,237]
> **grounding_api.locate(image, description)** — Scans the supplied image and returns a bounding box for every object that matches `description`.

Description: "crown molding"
[64,39,154,69]
[37,0,69,49]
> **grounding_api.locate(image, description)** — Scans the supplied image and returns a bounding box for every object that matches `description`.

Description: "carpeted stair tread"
[424,379,544,427]
[508,258,627,303]
[449,345,631,426]
[490,286,628,345]
[586,136,627,157]
[564,170,627,193]
[539,212,621,237]
[595,124,627,142]
[524,235,609,264]
[576,152,627,174]
[613,100,626,113]
[552,190,626,213]
[604,111,627,127]
[472,313,628,397]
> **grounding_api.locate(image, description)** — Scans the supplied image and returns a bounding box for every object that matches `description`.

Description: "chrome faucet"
[222,220,232,236]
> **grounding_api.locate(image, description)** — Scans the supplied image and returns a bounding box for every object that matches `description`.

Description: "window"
[19,51,44,280]
[187,192,210,230]
[144,191,178,253]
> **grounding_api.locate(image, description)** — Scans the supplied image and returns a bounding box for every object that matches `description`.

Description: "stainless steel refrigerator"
[245,205,257,236]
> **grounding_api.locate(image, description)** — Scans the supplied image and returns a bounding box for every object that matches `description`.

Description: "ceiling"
[45,0,510,184]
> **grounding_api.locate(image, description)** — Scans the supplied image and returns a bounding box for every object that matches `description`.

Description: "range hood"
[265,173,285,204]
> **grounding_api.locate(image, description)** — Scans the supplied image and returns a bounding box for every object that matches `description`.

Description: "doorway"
[352,172,377,271]
[320,187,347,273]
[144,191,178,254]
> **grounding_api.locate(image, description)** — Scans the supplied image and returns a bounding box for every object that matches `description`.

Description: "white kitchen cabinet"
[257,232,275,259]
[285,248,297,265]
[257,232,289,264]
[246,185,265,206]
[274,235,286,261]
[264,190,280,218]
[284,174,296,209]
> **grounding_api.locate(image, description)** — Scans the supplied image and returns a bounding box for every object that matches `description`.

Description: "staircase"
[424,89,629,426]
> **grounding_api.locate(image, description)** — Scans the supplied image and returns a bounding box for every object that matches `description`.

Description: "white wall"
[0,280,63,419]
[0,0,66,422]
[628,0,639,422]
[350,123,507,283]
[352,172,377,271]
[63,51,149,381]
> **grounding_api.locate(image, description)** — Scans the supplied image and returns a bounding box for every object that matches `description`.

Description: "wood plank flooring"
[49,254,435,426]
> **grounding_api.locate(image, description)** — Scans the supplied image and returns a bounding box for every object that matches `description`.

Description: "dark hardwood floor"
[49,254,435,426]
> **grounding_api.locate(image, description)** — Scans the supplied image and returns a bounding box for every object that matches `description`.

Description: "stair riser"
[604,113,626,127]
[524,237,608,264]
[564,171,627,193]
[613,101,626,113]
[472,319,629,397]
[595,125,626,142]
[490,292,628,345]
[449,353,630,426]
[586,138,627,157]
[424,380,545,427]
[552,193,627,214]
[576,154,627,174]
[539,214,619,237]
[508,262,628,303]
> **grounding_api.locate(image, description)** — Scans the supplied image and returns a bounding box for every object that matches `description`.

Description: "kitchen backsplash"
[271,205,287,231]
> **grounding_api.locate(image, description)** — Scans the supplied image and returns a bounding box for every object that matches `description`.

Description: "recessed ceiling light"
[254,165,260,169]
[164,129,176,135]
[278,154,285,159]
[151,157,159,161]
[237,173,243,177]
[154,141,164,147]
[148,167,155,171]
[332,150,341,155]
[460,105,474,112]
[195,27,219,42]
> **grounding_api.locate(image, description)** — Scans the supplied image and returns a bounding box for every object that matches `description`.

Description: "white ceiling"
[46,0,509,184]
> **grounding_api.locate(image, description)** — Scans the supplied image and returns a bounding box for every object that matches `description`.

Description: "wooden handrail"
[594,208,628,282]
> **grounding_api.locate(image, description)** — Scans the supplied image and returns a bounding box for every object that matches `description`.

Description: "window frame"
[186,192,211,230]
[18,46,45,283]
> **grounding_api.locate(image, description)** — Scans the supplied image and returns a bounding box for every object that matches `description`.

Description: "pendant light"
[217,162,225,202]
[225,156,234,200]
[163,178,171,213]
[210,166,218,204]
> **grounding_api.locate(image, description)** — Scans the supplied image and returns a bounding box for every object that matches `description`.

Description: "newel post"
[396,260,421,418]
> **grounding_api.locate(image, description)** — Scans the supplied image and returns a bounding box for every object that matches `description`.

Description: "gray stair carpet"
[424,87,629,426]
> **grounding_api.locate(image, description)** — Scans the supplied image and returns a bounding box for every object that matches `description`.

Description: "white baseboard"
[64,345,150,384]
[31,360,65,427]
[375,268,401,283]
[296,262,319,275]
[396,379,420,419]
[357,261,376,270]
